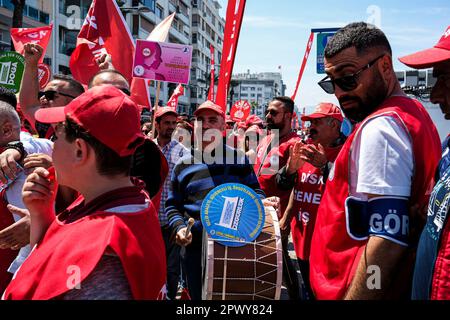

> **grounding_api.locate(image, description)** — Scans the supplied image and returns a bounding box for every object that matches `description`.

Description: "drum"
[202,206,282,300]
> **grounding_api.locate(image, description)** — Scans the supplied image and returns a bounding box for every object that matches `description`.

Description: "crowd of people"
[0,22,448,300]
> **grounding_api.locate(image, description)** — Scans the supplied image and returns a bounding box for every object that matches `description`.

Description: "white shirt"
[6,132,53,274]
[349,116,413,200]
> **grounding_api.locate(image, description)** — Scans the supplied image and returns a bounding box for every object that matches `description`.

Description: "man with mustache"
[276,103,345,299]
[309,22,441,299]
[254,96,301,299]
[166,101,266,300]
[153,107,189,300]
[399,25,450,300]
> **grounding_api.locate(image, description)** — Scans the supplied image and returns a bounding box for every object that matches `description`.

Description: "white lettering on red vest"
[293,190,322,205]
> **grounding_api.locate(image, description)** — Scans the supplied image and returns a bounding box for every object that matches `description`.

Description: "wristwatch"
[4,141,27,163]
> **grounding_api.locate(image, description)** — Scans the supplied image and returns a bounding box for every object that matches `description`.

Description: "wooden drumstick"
[185,218,194,238]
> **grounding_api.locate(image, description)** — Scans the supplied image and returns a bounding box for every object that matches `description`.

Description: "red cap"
[154,107,178,121]
[194,100,225,118]
[245,114,263,127]
[35,85,145,157]
[399,26,450,69]
[301,103,343,122]
[237,121,247,130]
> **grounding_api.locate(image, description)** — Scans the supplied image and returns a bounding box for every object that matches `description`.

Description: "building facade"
[1,0,225,115]
[190,0,224,114]
[231,71,286,119]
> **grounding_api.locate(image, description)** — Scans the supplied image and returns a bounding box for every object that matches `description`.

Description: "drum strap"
[222,246,228,300]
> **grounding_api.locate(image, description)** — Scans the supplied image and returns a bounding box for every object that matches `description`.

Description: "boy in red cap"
[400,26,450,300]
[3,85,166,300]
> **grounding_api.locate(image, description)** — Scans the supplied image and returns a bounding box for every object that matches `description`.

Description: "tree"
[11,0,26,50]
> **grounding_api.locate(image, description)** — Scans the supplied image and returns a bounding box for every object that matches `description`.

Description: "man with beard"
[276,103,345,300]
[399,25,450,300]
[254,96,301,299]
[153,107,189,300]
[309,22,441,299]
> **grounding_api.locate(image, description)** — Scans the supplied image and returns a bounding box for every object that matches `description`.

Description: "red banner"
[37,63,51,89]
[69,0,135,85]
[215,0,246,111]
[131,13,176,110]
[208,45,215,101]
[10,24,53,63]
[291,32,314,101]
[167,84,184,109]
[230,100,251,122]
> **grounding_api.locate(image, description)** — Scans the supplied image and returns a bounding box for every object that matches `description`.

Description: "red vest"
[0,190,18,293]
[310,96,441,300]
[254,131,301,215]
[291,146,341,260]
[3,200,166,300]
[431,217,450,300]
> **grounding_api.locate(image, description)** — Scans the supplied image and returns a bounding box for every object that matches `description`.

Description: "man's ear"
[74,138,91,164]
[379,54,393,79]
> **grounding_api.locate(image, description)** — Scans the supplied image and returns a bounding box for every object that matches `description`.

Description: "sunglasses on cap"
[318,55,385,94]
[38,90,77,101]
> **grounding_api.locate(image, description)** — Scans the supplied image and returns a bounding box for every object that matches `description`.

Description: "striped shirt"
[154,139,189,226]
[166,144,265,235]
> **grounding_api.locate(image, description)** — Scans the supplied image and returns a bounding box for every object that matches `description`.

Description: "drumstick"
[185,218,194,238]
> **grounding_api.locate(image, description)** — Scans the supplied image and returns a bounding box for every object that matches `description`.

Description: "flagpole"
[150,81,162,139]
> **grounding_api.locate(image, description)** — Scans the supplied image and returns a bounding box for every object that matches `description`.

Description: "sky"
[216,0,450,114]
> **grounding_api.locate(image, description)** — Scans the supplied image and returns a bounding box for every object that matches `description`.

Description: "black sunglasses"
[318,55,385,94]
[38,90,77,101]
[265,109,281,116]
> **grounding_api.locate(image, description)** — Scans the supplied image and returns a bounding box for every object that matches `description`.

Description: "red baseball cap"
[399,26,450,69]
[194,100,225,118]
[301,103,344,122]
[154,106,178,121]
[245,114,263,127]
[35,85,145,157]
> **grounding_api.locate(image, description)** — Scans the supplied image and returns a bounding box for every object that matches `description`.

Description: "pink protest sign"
[133,40,192,84]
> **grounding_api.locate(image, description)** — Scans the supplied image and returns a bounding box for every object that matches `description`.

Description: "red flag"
[69,0,134,85]
[215,0,246,111]
[207,45,215,101]
[167,84,184,109]
[301,107,306,130]
[291,32,314,100]
[230,100,251,122]
[10,24,53,63]
[130,13,176,110]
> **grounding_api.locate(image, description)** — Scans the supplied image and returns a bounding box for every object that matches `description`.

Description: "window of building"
[155,4,163,19]
[59,26,78,56]
[257,87,262,91]
[192,33,197,44]
[39,12,50,24]
[139,0,156,12]
[58,65,72,75]
[1,0,14,10]
[250,87,256,91]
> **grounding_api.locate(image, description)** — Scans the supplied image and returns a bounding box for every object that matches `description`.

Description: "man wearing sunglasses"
[309,22,442,300]
[19,43,85,140]
[399,25,450,300]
